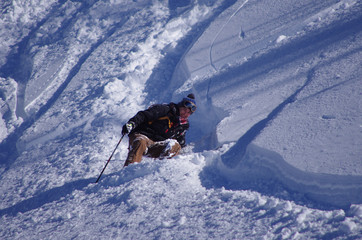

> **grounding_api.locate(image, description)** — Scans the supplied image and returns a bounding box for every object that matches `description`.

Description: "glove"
[122,121,135,135]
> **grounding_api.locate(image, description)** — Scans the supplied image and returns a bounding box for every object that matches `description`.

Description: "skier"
[121,93,196,167]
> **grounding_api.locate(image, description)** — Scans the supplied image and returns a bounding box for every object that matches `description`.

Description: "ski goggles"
[184,100,197,113]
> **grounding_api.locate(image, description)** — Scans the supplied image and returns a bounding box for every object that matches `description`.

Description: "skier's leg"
[124,133,154,166]
[162,140,181,158]
[147,139,181,159]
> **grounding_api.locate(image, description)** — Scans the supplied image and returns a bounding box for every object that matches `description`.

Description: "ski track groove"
[209,0,249,72]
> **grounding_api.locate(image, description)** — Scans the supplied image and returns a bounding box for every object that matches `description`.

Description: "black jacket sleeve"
[176,130,187,147]
[128,104,171,128]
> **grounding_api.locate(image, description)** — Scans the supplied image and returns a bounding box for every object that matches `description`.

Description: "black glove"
[122,121,135,135]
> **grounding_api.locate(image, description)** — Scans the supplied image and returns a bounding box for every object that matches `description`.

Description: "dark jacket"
[129,103,189,147]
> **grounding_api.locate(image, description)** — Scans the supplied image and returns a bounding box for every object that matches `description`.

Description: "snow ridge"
[218,143,362,209]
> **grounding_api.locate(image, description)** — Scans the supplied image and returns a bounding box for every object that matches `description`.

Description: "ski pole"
[95,134,125,183]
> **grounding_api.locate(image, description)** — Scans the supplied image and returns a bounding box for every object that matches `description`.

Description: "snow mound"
[220,144,362,208]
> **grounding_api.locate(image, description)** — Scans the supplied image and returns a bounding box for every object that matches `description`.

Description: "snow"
[0,0,361,239]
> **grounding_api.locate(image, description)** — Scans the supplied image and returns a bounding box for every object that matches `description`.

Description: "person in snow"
[121,93,196,167]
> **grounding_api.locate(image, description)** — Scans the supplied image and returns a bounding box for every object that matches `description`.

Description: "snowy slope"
[172,0,362,207]
[0,0,361,239]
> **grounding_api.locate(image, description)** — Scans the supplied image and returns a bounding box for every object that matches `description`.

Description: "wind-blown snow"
[0,0,361,239]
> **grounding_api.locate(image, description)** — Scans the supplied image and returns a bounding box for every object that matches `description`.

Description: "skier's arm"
[128,104,170,128]
[175,123,189,148]
[176,134,186,148]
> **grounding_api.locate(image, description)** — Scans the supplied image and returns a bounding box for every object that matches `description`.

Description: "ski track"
[209,0,249,72]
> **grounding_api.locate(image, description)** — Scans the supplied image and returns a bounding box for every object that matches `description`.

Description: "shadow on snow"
[0,177,94,217]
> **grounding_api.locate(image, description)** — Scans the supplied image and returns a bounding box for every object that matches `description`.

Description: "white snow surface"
[0,0,361,239]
